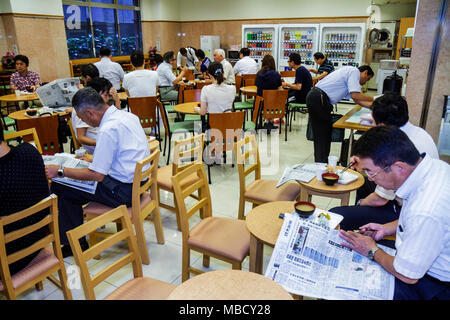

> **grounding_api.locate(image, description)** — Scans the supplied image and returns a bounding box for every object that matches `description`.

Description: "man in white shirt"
[233,48,257,76]
[94,47,125,91]
[330,93,439,235]
[45,87,150,257]
[177,47,198,70]
[122,50,160,98]
[213,49,235,85]
[339,126,450,300]
[157,51,188,102]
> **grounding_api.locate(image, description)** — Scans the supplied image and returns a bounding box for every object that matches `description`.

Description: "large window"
[62,0,142,59]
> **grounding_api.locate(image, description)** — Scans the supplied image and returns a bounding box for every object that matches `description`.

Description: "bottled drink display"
[323,33,358,63]
[280,29,315,63]
[246,31,274,58]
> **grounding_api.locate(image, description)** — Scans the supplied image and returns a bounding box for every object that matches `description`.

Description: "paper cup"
[15,90,21,97]
[315,166,327,181]
[328,156,338,168]
[75,148,86,158]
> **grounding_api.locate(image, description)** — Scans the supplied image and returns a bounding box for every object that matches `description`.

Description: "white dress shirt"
[94,57,125,90]
[393,155,450,281]
[221,59,235,85]
[156,62,176,87]
[71,109,98,155]
[177,47,198,69]
[89,106,150,183]
[122,69,160,97]
[200,83,236,114]
[233,56,258,75]
[316,66,361,104]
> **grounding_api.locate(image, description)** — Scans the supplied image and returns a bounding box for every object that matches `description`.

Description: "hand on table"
[45,165,59,179]
[358,223,388,241]
[338,229,377,256]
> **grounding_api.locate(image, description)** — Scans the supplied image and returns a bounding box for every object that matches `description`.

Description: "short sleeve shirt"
[157,62,176,87]
[255,69,282,97]
[293,66,313,104]
[221,59,235,85]
[318,58,335,75]
[122,69,160,97]
[200,57,211,73]
[71,109,98,155]
[316,66,361,104]
[10,71,41,91]
[233,56,258,75]
[94,57,125,90]
[200,83,236,113]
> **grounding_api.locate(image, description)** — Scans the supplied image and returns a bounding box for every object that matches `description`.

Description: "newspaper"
[43,153,97,194]
[265,213,396,300]
[36,78,80,108]
[276,163,326,187]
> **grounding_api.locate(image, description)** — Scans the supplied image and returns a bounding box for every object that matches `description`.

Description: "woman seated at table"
[9,55,41,92]
[194,62,236,115]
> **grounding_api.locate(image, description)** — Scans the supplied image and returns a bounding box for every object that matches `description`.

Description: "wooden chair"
[243,95,263,132]
[234,74,256,118]
[171,163,250,282]
[128,96,160,141]
[67,118,80,152]
[4,128,42,154]
[67,205,176,300]
[182,89,202,121]
[196,81,207,90]
[280,70,295,77]
[157,134,205,230]
[261,89,289,141]
[206,111,245,184]
[234,74,243,101]
[185,69,195,81]
[0,194,72,300]
[177,83,195,104]
[157,100,195,165]
[16,115,60,154]
[83,149,164,265]
[234,135,301,220]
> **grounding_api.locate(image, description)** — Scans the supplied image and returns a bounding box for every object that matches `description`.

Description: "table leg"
[347,129,354,166]
[340,192,350,206]
[249,234,263,274]
[299,185,309,202]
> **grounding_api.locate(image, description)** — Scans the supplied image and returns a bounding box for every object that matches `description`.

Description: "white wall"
[3,0,63,16]
[141,0,180,21]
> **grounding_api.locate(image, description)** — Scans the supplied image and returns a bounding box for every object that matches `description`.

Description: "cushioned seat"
[157,165,200,190]
[188,217,250,262]
[234,100,254,110]
[105,277,176,300]
[83,192,152,218]
[244,180,301,203]
[244,120,256,131]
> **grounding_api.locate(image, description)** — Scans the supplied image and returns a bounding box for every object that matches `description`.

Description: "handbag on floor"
[306,113,345,142]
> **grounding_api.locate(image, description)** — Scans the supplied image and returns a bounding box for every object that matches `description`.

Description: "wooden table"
[173,102,200,114]
[0,93,39,104]
[333,105,373,164]
[246,201,296,274]
[8,108,69,121]
[297,166,364,206]
[240,85,257,95]
[167,270,293,300]
[118,91,128,101]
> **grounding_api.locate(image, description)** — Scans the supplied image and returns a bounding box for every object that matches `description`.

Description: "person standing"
[94,47,125,91]
[177,47,199,70]
[282,52,313,104]
[122,50,160,98]
[9,55,41,92]
[309,52,335,82]
[213,49,235,85]
[233,48,257,76]
[306,65,374,163]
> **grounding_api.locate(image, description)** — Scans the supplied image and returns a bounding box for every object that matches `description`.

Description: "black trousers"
[394,275,450,300]
[306,87,333,163]
[51,175,133,245]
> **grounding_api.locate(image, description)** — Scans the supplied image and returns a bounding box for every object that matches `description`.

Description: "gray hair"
[214,49,226,58]
[72,87,106,113]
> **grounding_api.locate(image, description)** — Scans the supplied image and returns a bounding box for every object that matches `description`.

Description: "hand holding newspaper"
[265,212,395,300]
[43,153,97,194]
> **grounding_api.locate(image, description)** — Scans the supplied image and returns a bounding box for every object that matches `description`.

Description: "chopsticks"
[338,161,356,175]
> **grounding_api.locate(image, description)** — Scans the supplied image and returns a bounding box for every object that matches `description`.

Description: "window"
[62,0,142,59]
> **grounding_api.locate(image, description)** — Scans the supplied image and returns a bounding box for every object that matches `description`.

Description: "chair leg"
[163,132,167,156]
[238,196,245,220]
[57,268,73,300]
[207,163,212,184]
[182,246,190,282]
[35,281,43,291]
[202,254,210,268]
[166,134,172,165]
[152,207,165,244]
[232,262,242,270]
[134,220,150,265]
[285,114,288,142]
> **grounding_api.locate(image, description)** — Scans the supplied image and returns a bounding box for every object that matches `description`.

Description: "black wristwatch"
[57,166,65,178]
[367,247,380,261]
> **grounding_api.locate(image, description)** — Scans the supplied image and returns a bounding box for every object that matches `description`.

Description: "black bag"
[338,138,357,167]
[306,113,345,142]
[382,71,403,94]
[57,117,71,144]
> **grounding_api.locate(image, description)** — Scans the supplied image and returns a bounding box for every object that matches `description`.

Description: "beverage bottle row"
[284,42,312,49]
[326,33,357,41]
[249,50,272,57]
[283,30,313,41]
[247,41,272,48]
[247,31,273,41]
[283,51,312,58]
[328,52,355,60]
[324,42,356,51]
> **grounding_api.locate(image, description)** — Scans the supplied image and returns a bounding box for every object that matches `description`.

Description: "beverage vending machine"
[319,23,366,70]
[277,24,320,71]
[242,24,279,69]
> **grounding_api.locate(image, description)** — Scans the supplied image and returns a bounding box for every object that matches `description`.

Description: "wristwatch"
[367,247,380,260]
[57,166,65,178]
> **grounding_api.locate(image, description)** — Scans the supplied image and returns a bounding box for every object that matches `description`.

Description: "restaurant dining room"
[0,0,449,309]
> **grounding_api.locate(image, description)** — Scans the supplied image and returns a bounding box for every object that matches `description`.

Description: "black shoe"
[61,238,89,258]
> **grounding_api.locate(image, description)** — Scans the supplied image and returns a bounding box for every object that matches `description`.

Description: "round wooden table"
[0,93,39,103]
[167,270,293,300]
[240,85,257,95]
[297,166,364,206]
[246,201,296,274]
[173,102,200,114]
[8,108,68,121]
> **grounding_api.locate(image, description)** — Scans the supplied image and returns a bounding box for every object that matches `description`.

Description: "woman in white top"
[195,62,236,115]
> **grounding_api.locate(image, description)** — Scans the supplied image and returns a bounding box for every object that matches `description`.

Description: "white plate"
[336,171,358,185]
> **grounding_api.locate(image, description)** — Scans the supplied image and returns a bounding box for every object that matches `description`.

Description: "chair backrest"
[183,89,201,103]
[185,69,195,81]
[4,128,43,154]
[128,96,158,129]
[0,194,66,299]
[196,82,206,90]
[172,133,205,176]
[67,118,80,151]
[0,75,11,96]
[242,74,256,87]
[235,74,243,93]
[16,115,59,154]
[251,96,263,125]
[178,84,195,104]
[234,134,261,192]
[208,111,245,153]
[157,99,170,135]
[280,70,295,77]
[171,163,212,242]
[131,148,160,216]
[66,205,143,300]
[261,89,288,120]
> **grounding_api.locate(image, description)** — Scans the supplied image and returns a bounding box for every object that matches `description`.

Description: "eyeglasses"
[364,165,391,179]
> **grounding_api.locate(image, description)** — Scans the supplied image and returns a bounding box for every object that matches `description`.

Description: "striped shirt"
[318,58,335,75]
[393,154,450,282]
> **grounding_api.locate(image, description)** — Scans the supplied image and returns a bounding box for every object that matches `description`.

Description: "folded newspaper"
[36,78,80,108]
[265,212,395,300]
[276,163,326,187]
[43,153,97,194]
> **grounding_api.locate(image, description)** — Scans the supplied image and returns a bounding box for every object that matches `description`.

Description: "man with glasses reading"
[338,125,449,300]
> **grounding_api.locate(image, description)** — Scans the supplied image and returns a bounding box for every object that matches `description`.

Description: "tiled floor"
[8,101,361,300]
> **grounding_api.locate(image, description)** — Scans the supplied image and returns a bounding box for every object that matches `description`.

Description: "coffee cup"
[15,89,21,97]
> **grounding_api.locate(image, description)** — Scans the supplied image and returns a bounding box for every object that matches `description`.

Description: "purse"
[306,113,345,142]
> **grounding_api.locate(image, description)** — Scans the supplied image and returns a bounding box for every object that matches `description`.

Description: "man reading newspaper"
[45,87,150,258]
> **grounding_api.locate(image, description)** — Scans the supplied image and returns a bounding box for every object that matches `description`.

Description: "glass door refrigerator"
[319,23,367,70]
[242,24,279,70]
[277,24,320,71]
